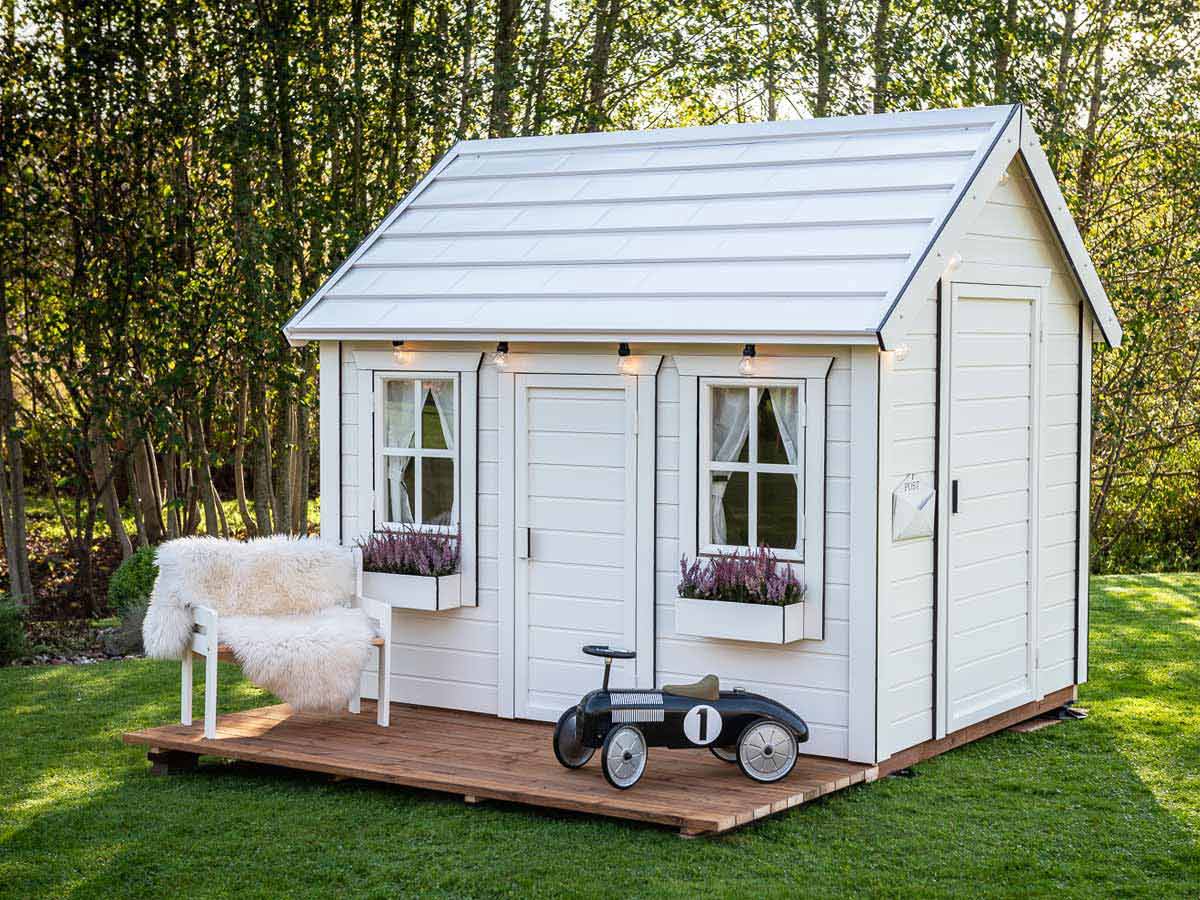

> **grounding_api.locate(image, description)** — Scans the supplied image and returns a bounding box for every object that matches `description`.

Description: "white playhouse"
[284,104,1121,766]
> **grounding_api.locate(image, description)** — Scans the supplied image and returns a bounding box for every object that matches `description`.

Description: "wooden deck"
[124,701,877,836]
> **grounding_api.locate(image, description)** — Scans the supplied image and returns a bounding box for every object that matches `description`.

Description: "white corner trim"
[318,341,341,544]
[673,355,834,379]
[848,345,879,763]
[878,105,1021,350]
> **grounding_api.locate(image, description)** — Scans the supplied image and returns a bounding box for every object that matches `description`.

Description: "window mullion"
[413,380,423,524]
[748,386,758,549]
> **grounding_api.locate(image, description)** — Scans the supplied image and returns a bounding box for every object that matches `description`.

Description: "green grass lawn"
[2,575,1198,899]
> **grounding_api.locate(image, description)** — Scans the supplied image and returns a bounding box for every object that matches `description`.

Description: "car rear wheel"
[601,725,647,789]
[710,745,738,763]
[553,708,595,769]
[736,718,798,783]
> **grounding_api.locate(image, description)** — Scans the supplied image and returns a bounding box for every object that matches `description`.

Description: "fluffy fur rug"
[143,536,376,712]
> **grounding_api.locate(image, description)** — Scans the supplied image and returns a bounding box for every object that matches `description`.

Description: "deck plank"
[124,702,873,836]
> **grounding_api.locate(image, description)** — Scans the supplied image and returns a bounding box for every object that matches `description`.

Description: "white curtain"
[425,380,456,450]
[766,386,801,489]
[385,382,416,523]
[709,388,751,544]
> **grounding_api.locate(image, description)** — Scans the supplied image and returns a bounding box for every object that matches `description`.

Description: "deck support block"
[148,749,200,776]
[463,794,480,805]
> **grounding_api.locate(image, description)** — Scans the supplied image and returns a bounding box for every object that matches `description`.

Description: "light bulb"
[493,341,509,368]
[392,340,411,365]
[999,170,1011,186]
[739,343,756,376]
[893,343,910,363]
[617,342,635,373]
[946,252,962,272]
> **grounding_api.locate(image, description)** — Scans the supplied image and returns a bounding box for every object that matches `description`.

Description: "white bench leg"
[349,676,362,715]
[204,648,218,739]
[377,640,392,727]
[181,648,193,726]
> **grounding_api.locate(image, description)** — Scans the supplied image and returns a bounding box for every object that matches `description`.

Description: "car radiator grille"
[611,708,666,724]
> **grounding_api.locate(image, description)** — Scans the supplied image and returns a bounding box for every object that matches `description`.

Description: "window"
[377,375,458,530]
[699,380,805,559]
[675,354,830,640]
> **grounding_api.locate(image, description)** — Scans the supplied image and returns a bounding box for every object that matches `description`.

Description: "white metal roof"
[285,104,1121,348]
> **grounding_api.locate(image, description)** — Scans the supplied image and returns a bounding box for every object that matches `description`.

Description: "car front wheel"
[736,718,798,783]
[601,724,647,789]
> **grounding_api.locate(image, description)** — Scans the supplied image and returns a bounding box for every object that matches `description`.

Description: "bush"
[0,598,27,665]
[107,545,159,616]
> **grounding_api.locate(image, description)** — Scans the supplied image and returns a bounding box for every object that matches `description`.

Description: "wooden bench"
[182,591,393,739]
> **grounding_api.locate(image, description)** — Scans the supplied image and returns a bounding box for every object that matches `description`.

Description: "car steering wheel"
[582,644,637,660]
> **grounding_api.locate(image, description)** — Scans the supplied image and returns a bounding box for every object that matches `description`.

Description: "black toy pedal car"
[552,645,810,789]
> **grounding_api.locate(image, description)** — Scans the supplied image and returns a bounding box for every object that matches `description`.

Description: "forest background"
[1,0,1197,617]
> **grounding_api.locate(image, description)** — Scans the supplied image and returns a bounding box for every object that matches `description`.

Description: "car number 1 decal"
[683,704,723,745]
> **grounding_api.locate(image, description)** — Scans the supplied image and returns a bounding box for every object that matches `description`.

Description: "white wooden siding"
[970,168,1082,697]
[344,343,502,715]
[878,293,939,757]
[656,353,856,759]
[877,159,1087,759]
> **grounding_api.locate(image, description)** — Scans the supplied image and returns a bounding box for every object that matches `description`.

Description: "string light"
[617,342,636,374]
[392,340,411,365]
[493,341,509,368]
[893,343,910,363]
[739,344,756,376]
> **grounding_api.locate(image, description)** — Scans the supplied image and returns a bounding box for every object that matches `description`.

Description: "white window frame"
[675,354,831,640]
[698,378,806,561]
[354,348,482,606]
[374,372,460,532]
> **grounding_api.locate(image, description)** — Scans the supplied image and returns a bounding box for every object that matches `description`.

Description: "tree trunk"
[1075,0,1110,234]
[807,0,832,116]
[583,0,622,131]
[457,0,477,138]
[350,0,366,232]
[993,0,1018,103]
[488,0,520,138]
[89,423,133,559]
[128,422,165,544]
[1046,0,1076,172]
[523,0,552,135]
[871,0,892,113]
[233,373,255,537]
[251,373,275,534]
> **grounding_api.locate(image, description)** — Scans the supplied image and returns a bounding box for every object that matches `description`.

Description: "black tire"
[553,708,595,769]
[736,717,798,784]
[601,724,647,789]
[710,745,738,763]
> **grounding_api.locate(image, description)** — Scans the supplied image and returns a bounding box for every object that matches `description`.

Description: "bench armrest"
[189,604,219,657]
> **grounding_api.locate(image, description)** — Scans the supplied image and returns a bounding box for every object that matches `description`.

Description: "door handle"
[951,480,959,515]
[516,527,531,560]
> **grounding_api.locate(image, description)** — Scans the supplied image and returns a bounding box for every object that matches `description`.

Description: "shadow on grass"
[3,574,1200,898]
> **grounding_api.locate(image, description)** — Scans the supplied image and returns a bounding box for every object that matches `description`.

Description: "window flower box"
[674,595,804,644]
[356,528,462,612]
[360,569,463,612]
[674,548,806,643]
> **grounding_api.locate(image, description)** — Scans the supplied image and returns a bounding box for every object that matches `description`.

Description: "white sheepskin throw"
[143,536,373,712]
[219,608,374,712]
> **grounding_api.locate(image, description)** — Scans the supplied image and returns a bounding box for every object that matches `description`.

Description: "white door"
[514,373,640,721]
[946,282,1041,732]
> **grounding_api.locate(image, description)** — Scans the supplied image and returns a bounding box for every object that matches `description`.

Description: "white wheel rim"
[606,727,646,786]
[740,721,796,781]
